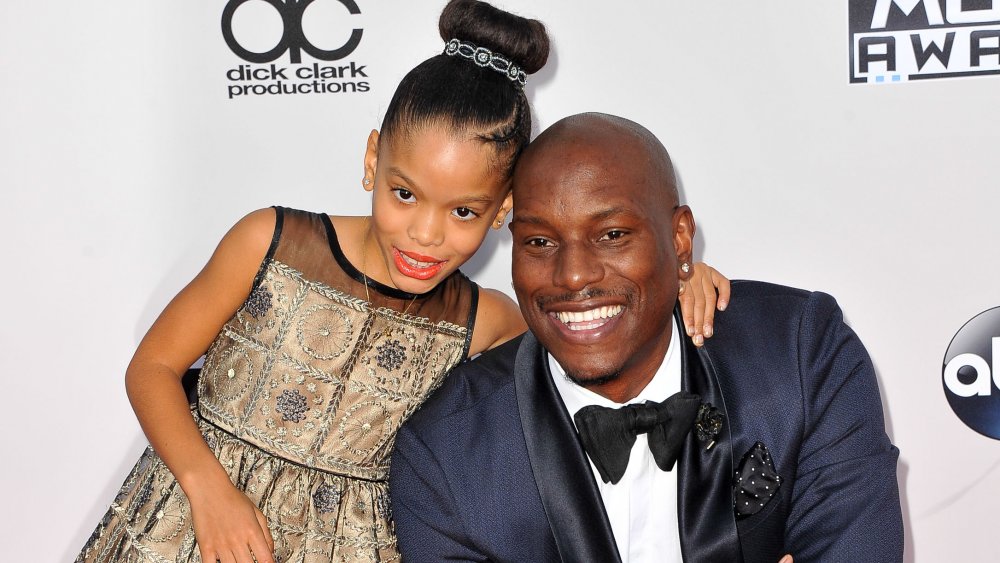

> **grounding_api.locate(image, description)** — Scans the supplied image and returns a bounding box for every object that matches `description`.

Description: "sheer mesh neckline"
[319,214,435,301]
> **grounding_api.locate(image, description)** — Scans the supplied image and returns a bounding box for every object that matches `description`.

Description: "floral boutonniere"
[695,403,724,450]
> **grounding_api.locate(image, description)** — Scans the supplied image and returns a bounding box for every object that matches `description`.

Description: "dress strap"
[249,206,285,292]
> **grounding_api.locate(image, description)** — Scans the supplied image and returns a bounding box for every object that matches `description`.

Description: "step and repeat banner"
[3,1,999,561]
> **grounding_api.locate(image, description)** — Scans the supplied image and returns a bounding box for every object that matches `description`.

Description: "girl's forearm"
[124,361,233,498]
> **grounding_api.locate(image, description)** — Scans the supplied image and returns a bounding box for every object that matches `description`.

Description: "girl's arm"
[124,208,277,563]
[470,262,731,354]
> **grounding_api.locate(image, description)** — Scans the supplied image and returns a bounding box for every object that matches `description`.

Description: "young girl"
[77,2,729,562]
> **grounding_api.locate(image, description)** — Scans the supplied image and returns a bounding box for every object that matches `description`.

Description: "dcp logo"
[222,0,363,64]
[943,306,1000,440]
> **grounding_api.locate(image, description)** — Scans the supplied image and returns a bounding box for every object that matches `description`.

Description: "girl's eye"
[452,207,479,221]
[393,188,415,203]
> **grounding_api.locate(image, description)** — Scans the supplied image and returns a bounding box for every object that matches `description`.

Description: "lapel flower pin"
[694,403,724,450]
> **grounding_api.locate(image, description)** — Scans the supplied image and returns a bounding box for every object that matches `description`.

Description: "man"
[389,113,903,562]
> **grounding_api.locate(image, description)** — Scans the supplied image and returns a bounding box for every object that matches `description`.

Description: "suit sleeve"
[389,423,484,562]
[785,292,904,562]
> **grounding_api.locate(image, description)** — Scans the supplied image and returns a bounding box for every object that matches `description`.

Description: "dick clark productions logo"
[221,0,370,99]
[943,307,1000,440]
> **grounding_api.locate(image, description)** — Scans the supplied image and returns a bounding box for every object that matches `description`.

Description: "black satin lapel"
[675,307,743,563]
[514,333,622,563]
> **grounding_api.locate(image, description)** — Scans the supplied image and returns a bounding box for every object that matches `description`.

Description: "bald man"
[389,113,903,563]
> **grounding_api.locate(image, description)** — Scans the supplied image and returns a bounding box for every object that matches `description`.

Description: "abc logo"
[943,306,1000,440]
[222,0,363,64]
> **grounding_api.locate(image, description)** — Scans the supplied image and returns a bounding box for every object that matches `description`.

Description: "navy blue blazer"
[389,281,903,562]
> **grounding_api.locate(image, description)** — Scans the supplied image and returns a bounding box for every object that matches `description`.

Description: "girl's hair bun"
[439,0,550,75]
[380,0,549,177]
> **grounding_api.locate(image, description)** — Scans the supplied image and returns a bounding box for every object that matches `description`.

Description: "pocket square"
[733,442,782,519]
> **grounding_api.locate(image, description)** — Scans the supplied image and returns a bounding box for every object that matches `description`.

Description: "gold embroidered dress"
[78,207,478,562]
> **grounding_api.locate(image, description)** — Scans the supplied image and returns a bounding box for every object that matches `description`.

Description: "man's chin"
[564,370,622,388]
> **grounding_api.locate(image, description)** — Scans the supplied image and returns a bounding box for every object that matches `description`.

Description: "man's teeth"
[401,253,438,269]
[552,305,623,328]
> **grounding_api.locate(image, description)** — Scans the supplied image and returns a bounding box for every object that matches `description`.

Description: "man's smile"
[549,305,624,331]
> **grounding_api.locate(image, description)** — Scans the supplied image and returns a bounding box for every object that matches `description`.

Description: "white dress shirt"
[548,319,683,563]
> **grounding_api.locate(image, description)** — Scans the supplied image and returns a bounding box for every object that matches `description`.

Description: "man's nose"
[553,241,603,291]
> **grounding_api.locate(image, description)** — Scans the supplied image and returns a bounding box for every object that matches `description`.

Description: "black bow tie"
[574,391,702,484]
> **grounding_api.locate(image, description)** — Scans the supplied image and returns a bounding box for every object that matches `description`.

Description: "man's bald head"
[514,112,679,211]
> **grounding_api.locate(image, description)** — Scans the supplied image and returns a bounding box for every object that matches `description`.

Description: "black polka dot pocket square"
[733,441,782,519]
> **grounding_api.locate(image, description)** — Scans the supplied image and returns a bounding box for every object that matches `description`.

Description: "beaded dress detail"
[77,207,478,562]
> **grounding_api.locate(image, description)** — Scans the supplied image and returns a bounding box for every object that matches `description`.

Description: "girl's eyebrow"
[451,194,496,206]
[387,167,419,190]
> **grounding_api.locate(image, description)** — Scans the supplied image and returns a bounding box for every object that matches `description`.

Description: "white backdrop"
[3,1,998,561]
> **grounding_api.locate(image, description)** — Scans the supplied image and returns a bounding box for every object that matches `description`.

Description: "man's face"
[510,132,692,398]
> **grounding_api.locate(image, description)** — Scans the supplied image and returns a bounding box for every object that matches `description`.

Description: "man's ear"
[492,190,514,230]
[672,205,696,279]
[362,129,380,192]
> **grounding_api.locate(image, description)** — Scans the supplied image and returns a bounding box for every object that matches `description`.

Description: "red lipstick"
[393,248,446,280]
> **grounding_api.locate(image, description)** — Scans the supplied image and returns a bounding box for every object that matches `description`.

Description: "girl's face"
[362,122,513,294]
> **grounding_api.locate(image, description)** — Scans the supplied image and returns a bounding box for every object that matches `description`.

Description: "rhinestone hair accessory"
[444,38,527,87]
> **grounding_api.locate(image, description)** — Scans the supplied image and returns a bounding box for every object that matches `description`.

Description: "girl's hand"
[188,477,276,563]
[678,262,730,347]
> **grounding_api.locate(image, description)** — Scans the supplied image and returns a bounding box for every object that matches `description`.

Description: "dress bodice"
[197,207,478,480]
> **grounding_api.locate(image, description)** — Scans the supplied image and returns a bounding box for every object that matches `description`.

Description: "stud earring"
[681,262,691,274]
[363,177,371,187]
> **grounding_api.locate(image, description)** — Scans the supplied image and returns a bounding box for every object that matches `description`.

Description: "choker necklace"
[362,226,418,316]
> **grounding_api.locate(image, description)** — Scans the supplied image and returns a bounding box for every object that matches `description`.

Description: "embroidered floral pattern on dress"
[143,493,189,542]
[203,346,255,402]
[312,484,342,514]
[298,304,353,361]
[375,340,407,371]
[275,389,309,423]
[243,286,273,319]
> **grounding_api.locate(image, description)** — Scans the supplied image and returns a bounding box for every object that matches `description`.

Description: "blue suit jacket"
[389,281,903,562]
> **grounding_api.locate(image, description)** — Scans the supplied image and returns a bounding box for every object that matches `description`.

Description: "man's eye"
[599,230,627,241]
[393,188,415,203]
[527,238,552,248]
[452,207,479,221]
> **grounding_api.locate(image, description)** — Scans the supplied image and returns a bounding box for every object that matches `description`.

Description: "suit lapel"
[675,306,743,563]
[514,333,622,563]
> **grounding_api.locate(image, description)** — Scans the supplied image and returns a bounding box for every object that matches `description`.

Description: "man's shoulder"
[727,279,813,304]
[706,279,868,395]
[705,280,854,373]
[720,279,841,328]
[405,334,523,432]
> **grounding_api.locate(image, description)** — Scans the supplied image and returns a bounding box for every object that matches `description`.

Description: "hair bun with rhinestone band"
[444,38,528,87]
[379,0,549,177]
